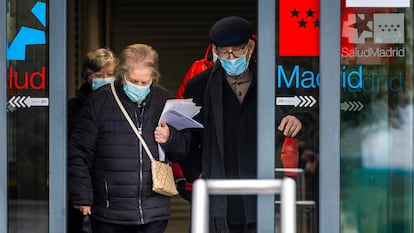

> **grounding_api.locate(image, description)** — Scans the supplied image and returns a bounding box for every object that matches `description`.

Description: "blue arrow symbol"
[7,27,46,60]
[31,2,46,27]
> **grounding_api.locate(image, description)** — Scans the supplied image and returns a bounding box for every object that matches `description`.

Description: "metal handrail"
[191,178,296,233]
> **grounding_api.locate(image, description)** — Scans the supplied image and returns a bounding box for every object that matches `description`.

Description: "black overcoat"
[184,58,315,229]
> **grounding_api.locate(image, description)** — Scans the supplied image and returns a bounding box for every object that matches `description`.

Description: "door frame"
[0,0,341,232]
[319,0,341,232]
[0,0,8,231]
[49,1,67,232]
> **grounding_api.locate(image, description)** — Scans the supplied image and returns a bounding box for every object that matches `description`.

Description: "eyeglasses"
[216,43,248,59]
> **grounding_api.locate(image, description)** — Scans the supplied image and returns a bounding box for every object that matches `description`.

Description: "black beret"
[209,16,253,47]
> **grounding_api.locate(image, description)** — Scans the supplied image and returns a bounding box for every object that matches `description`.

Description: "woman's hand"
[154,119,170,144]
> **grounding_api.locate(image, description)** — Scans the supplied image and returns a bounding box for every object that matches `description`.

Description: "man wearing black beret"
[183,16,305,233]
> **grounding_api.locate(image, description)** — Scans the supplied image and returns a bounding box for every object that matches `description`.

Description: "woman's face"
[126,67,153,86]
[89,62,116,79]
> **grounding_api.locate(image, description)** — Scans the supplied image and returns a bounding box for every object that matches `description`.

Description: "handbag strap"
[110,82,155,161]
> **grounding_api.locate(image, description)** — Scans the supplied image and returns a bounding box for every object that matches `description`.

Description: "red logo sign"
[279,0,320,56]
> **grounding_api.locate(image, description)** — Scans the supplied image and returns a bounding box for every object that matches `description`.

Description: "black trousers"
[91,219,168,233]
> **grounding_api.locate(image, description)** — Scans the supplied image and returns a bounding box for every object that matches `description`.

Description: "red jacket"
[173,45,214,197]
[176,44,214,99]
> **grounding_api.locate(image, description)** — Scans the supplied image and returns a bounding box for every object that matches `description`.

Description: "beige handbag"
[111,82,178,196]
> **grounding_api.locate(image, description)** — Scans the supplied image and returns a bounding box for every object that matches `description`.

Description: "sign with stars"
[279,0,320,56]
[373,13,404,44]
[346,0,409,8]
[342,12,404,44]
[340,5,404,64]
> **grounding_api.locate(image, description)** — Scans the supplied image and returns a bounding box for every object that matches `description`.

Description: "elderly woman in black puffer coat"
[68,43,188,233]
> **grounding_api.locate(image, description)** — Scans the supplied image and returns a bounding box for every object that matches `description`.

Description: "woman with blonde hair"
[68,47,119,134]
[68,44,188,233]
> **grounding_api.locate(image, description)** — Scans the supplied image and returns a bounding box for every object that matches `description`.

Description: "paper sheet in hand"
[160,99,203,130]
[162,109,203,130]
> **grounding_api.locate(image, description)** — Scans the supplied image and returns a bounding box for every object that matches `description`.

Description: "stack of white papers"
[160,98,203,130]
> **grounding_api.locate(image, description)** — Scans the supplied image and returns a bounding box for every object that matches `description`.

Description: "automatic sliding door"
[340,1,413,232]
[6,0,49,232]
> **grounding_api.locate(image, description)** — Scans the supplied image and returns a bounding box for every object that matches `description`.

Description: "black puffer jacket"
[68,80,187,225]
[67,81,92,135]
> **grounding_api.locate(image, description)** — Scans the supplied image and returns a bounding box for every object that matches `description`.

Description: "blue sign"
[7,2,46,61]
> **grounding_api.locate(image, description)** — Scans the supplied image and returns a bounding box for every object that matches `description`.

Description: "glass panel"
[277,0,320,232]
[340,1,413,232]
[6,0,49,232]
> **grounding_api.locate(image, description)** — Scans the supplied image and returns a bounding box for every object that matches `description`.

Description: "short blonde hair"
[115,44,160,85]
[81,48,118,80]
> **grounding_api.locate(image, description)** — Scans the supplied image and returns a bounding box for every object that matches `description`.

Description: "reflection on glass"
[340,2,413,233]
[277,0,321,231]
[7,0,49,232]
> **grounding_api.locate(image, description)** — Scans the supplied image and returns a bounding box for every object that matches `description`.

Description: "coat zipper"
[134,103,145,224]
[104,178,109,207]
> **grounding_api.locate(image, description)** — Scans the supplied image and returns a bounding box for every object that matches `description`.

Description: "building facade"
[1,0,413,232]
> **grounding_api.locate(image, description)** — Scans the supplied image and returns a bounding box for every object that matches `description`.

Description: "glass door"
[3,0,66,233]
[340,0,413,232]
[6,1,49,232]
[276,0,320,231]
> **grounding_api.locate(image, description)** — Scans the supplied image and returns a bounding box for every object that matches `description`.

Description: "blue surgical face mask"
[91,77,115,90]
[212,53,218,63]
[219,53,249,76]
[123,80,151,103]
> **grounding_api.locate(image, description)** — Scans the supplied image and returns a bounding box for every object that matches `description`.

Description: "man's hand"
[278,115,302,137]
[74,205,91,215]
